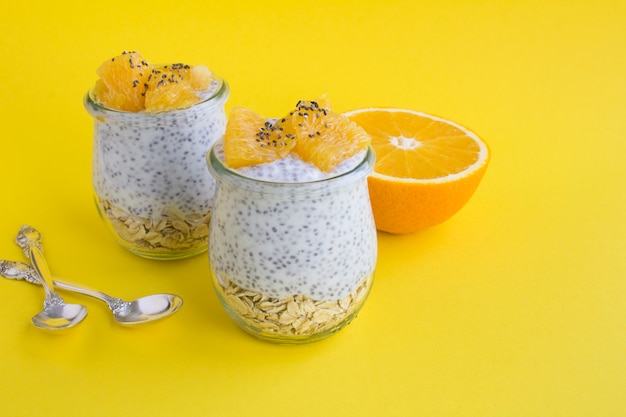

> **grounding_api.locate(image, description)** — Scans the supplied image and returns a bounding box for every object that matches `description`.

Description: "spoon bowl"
[111,293,184,325]
[31,299,89,330]
[14,226,88,330]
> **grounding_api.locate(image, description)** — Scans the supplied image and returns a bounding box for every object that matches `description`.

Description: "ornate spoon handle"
[0,260,41,284]
[14,225,55,294]
[0,260,127,312]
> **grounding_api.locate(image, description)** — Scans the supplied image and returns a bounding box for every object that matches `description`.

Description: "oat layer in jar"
[84,53,229,260]
[207,142,377,344]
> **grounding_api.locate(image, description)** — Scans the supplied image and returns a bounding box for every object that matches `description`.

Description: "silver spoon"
[0,260,183,325]
[14,225,88,330]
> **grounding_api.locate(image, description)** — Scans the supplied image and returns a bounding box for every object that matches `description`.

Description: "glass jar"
[207,143,377,343]
[84,75,229,260]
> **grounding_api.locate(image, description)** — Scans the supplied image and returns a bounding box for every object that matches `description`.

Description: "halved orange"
[344,108,490,234]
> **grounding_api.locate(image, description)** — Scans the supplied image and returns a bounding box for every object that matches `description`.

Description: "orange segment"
[94,51,152,112]
[189,65,213,90]
[289,99,370,172]
[223,106,297,168]
[144,64,212,113]
[93,52,213,113]
[345,108,489,234]
[221,98,371,172]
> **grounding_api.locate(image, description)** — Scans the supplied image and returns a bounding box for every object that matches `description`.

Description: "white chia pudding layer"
[89,79,228,219]
[208,142,377,301]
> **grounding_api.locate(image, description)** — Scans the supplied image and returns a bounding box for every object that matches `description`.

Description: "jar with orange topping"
[206,100,377,343]
[84,51,229,260]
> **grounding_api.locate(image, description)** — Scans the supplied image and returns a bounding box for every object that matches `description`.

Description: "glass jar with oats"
[84,51,229,260]
[207,99,377,343]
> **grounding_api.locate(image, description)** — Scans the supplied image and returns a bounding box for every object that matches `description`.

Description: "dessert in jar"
[207,98,377,343]
[84,51,229,260]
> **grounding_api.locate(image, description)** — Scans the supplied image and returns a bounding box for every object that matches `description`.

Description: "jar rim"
[83,72,229,119]
[207,141,375,194]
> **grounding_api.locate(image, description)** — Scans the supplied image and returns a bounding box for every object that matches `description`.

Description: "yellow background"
[1,1,625,416]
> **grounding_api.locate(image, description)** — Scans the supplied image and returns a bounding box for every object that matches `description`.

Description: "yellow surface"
[1,1,625,416]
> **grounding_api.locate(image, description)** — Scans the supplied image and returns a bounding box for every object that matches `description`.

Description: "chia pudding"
[207,140,377,343]
[84,75,229,259]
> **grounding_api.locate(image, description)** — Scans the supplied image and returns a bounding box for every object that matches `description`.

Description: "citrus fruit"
[289,99,370,172]
[344,108,489,234]
[223,106,297,168]
[144,64,212,113]
[94,51,152,112]
[93,52,213,113]
[222,98,371,172]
